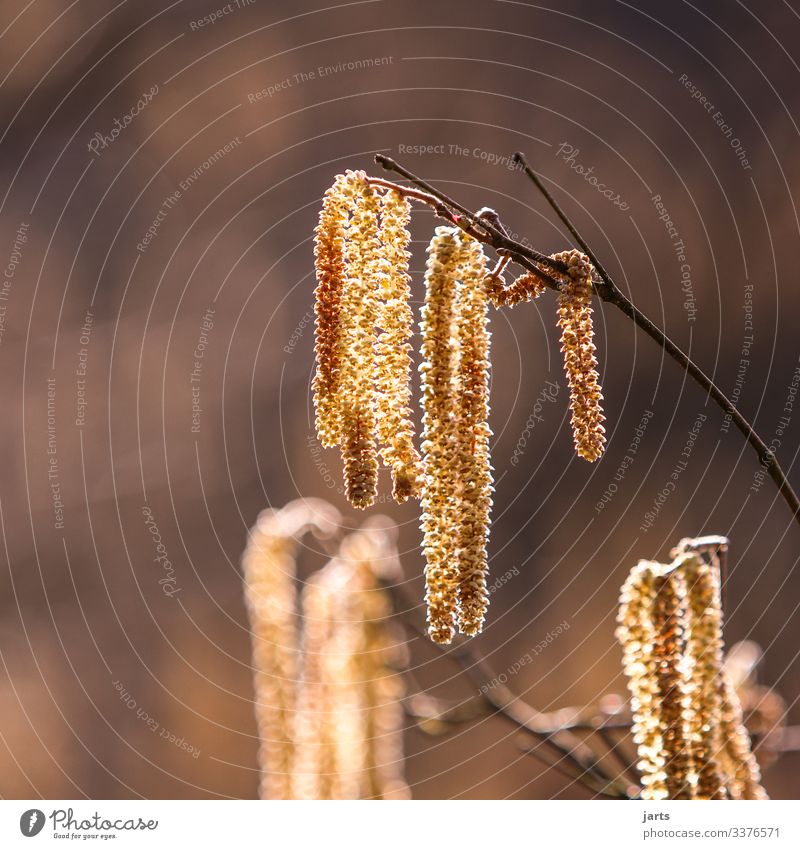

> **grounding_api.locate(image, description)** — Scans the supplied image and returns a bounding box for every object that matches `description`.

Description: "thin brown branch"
[374,154,569,290]
[512,151,800,529]
[384,580,632,798]
[374,152,800,530]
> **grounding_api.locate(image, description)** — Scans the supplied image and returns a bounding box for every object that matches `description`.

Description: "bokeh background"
[1,0,799,799]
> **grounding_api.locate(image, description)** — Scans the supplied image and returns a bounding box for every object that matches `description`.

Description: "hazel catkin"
[419,227,462,644]
[554,249,606,462]
[618,541,768,801]
[292,524,408,799]
[651,567,695,799]
[313,171,358,447]
[338,175,381,508]
[683,553,766,799]
[617,561,668,799]
[681,553,729,799]
[374,189,423,502]
[485,269,546,307]
[453,234,493,636]
[241,499,340,800]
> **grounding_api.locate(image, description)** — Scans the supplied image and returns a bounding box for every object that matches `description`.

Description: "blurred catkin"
[554,249,606,462]
[719,670,768,799]
[313,171,358,447]
[290,521,408,800]
[241,499,339,800]
[651,568,694,799]
[724,641,786,775]
[292,567,341,800]
[419,226,462,644]
[617,562,668,799]
[681,553,729,799]
[454,234,493,636]
[374,190,423,502]
[682,553,766,800]
[618,542,768,801]
[340,526,410,799]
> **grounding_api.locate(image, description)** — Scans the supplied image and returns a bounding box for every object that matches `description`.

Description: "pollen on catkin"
[453,234,493,636]
[619,541,768,801]
[484,269,546,307]
[681,553,729,799]
[718,669,768,799]
[681,553,767,800]
[617,561,668,799]
[374,189,423,502]
[554,249,606,462]
[241,499,340,800]
[419,226,462,644]
[339,174,382,508]
[313,171,359,447]
[651,567,695,799]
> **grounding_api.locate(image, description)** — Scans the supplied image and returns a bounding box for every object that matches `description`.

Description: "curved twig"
[385,580,633,798]
[374,153,800,529]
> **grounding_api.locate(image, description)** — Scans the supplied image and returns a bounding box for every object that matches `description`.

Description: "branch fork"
[372,152,800,528]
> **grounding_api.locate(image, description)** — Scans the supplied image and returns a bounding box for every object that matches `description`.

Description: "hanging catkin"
[485,269,546,307]
[718,669,768,799]
[681,553,729,799]
[454,234,493,636]
[339,174,382,508]
[682,553,766,799]
[617,561,668,799]
[293,524,408,799]
[292,566,341,800]
[374,189,423,502]
[241,499,339,800]
[313,171,358,447]
[618,541,768,800]
[311,172,614,640]
[419,226,462,644]
[554,249,606,462]
[651,568,695,798]
[340,525,410,799]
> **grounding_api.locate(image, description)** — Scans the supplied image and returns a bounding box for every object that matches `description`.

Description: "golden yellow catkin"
[651,568,695,799]
[339,174,381,508]
[319,562,368,801]
[619,542,769,801]
[617,561,668,799]
[419,226,462,644]
[340,525,410,799]
[313,171,358,447]
[454,234,493,636]
[681,553,729,799]
[484,269,546,307]
[374,190,423,502]
[718,669,768,799]
[241,499,340,800]
[292,567,341,800]
[293,524,408,799]
[678,548,767,800]
[554,249,606,462]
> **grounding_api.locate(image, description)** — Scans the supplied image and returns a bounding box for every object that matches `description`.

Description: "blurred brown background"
[1,0,799,799]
